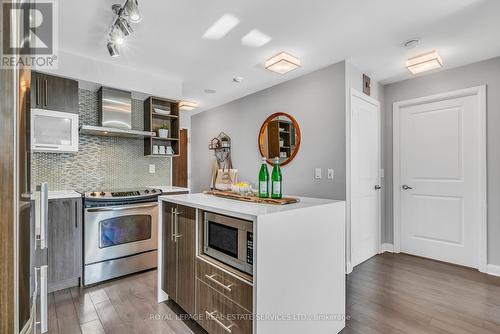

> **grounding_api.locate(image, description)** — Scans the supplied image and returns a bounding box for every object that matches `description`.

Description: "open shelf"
[144,97,180,156]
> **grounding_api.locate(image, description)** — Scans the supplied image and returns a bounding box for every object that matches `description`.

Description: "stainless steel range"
[83,188,162,286]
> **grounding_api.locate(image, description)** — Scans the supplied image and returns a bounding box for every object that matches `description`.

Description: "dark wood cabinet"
[162,203,196,315]
[143,96,180,157]
[31,71,78,113]
[47,198,82,292]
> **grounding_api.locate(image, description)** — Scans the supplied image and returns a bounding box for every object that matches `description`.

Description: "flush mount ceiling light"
[241,29,271,47]
[265,52,301,74]
[202,14,240,40]
[406,50,443,74]
[179,100,199,111]
[107,0,142,57]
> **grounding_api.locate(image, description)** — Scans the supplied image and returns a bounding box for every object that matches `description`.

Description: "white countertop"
[151,185,190,194]
[30,190,82,200]
[159,193,342,219]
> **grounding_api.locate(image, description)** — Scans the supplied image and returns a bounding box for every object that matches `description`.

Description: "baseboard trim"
[346,261,353,275]
[379,243,394,254]
[487,264,500,277]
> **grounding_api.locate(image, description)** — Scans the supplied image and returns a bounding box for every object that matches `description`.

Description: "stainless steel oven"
[83,189,161,285]
[203,212,253,275]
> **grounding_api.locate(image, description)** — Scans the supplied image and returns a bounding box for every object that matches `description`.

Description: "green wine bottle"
[258,157,269,198]
[271,157,282,199]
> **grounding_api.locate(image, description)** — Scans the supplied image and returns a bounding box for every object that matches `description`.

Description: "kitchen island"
[158,193,346,334]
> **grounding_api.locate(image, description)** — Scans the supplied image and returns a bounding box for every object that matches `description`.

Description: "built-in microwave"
[31,108,79,153]
[203,212,253,276]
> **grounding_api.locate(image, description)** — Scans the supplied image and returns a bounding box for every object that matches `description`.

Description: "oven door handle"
[86,203,158,212]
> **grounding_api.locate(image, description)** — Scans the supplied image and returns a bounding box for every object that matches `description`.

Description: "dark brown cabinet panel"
[31,72,78,113]
[47,198,82,292]
[175,204,196,315]
[162,203,196,315]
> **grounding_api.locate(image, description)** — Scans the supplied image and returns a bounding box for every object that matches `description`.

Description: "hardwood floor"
[48,253,500,334]
[343,253,500,334]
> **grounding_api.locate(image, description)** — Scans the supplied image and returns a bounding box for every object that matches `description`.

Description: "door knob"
[402,185,413,190]
[374,185,382,190]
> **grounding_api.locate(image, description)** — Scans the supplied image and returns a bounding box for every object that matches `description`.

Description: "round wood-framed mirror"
[258,112,301,166]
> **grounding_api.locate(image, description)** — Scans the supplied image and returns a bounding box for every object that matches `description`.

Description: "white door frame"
[392,85,487,272]
[346,88,381,273]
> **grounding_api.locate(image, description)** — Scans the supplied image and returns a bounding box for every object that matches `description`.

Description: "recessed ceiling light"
[265,52,301,74]
[179,100,199,111]
[204,89,217,94]
[202,14,240,40]
[404,39,420,49]
[406,50,443,74]
[233,76,244,83]
[241,29,271,47]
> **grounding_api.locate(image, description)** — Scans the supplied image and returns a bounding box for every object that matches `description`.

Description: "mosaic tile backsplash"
[32,89,170,192]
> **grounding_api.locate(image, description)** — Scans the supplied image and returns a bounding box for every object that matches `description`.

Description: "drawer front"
[196,279,252,334]
[197,259,253,312]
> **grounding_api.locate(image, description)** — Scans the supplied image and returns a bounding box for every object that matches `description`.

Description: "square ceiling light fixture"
[179,100,199,111]
[265,52,301,74]
[406,51,443,74]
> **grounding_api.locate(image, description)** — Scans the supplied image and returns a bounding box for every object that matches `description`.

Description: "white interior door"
[397,92,484,268]
[350,90,381,267]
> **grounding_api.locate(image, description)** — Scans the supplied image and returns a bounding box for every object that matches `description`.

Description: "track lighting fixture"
[107,42,120,57]
[125,0,142,23]
[116,17,133,36]
[107,0,142,57]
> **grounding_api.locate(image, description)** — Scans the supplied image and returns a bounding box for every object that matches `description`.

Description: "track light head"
[107,42,120,57]
[125,0,141,23]
[116,17,133,36]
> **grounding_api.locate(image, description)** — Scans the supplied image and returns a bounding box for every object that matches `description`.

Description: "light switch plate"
[315,168,322,180]
[149,164,156,174]
[380,169,385,178]
[328,169,334,179]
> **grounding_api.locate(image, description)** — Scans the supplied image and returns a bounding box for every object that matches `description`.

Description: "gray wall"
[191,61,346,199]
[32,89,170,192]
[383,56,500,265]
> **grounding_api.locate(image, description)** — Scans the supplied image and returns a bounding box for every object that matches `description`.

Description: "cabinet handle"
[170,207,175,241]
[44,79,48,107]
[204,274,233,291]
[205,310,235,333]
[75,201,78,228]
[173,208,182,242]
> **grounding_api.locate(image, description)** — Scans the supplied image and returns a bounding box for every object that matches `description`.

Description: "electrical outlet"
[315,168,322,180]
[328,169,334,180]
[380,169,385,178]
[149,164,156,174]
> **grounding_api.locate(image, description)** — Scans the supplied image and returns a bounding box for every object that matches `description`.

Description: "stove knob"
[144,189,150,194]
[151,189,157,193]
[100,192,106,196]
[90,192,96,197]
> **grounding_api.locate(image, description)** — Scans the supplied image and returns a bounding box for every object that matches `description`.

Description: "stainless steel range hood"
[80,87,154,138]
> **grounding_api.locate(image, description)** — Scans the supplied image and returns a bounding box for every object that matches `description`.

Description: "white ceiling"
[59,0,500,112]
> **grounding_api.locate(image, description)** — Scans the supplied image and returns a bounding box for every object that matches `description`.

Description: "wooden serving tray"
[204,190,299,205]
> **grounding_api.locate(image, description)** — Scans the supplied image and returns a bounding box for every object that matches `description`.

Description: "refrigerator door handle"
[33,266,48,334]
[39,265,48,333]
[35,183,48,250]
